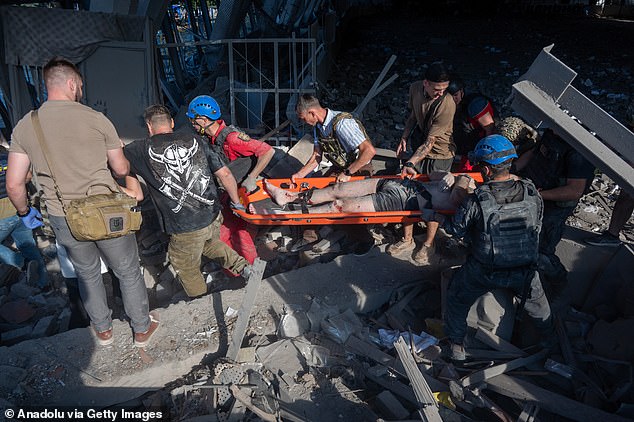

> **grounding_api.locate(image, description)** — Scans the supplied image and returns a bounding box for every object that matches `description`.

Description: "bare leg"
[249,195,377,215]
[402,223,414,242]
[264,180,300,206]
[309,196,377,213]
[264,178,379,207]
[310,179,380,204]
[423,221,439,247]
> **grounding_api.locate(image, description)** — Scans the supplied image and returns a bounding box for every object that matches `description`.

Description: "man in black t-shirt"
[125,105,250,298]
[514,128,595,301]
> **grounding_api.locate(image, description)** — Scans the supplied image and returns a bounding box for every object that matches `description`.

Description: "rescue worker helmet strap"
[470,134,518,165]
[186,95,221,120]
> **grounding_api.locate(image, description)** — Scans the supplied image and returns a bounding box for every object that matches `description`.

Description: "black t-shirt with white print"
[124,131,225,234]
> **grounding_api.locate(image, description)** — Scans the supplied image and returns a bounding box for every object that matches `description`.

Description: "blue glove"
[20,207,43,229]
[231,201,246,212]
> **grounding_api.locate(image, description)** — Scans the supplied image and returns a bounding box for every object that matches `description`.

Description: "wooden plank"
[345,336,447,392]
[466,349,526,360]
[517,403,539,422]
[486,374,631,422]
[226,258,266,361]
[345,335,404,374]
[366,372,417,405]
[394,337,442,422]
[460,350,547,387]
[229,384,276,422]
[475,327,526,356]
[354,55,397,116]
[259,119,291,142]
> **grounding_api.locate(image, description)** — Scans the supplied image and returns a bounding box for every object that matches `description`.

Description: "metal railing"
[157,37,318,146]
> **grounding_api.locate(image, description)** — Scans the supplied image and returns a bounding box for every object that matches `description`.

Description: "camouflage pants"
[169,214,248,297]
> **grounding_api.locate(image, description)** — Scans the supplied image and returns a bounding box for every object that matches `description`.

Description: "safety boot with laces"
[386,238,415,256]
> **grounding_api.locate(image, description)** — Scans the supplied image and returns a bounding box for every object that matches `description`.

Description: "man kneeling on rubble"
[253,171,474,263]
[423,135,554,362]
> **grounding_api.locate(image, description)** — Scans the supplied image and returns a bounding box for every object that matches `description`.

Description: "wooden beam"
[486,375,631,422]
[226,259,266,361]
[366,371,418,405]
[394,337,442,422]
[460,350,547,387]
[354,55,397,117]
[475,327,526,356]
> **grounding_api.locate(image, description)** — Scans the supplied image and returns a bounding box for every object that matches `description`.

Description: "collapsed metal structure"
[511,44,634,197]
[0,2,631,188]
[0,0,364,143]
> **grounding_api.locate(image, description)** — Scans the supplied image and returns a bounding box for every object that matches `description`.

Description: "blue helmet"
[470,135,518,165]
[186,95,221,120]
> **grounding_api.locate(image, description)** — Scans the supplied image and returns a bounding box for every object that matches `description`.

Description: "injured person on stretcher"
[248,171,476,215]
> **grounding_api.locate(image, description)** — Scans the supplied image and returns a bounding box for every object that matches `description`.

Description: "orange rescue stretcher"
[232,173,484,226]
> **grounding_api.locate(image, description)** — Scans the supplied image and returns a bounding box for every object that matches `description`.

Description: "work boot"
[134,311,160,348]
[450,343,466,362]
[386,238,415,256]
[413,243,435,265]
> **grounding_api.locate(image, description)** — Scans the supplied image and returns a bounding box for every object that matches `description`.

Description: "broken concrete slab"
[264,248,430,314]
[1,299,35,324]
[9,281,38,299]
[375,390,409,420]
[255,339,305,378]
[2,325,33,344]
[31,315,55,339]
[265,134,314,178]
[486,374,631,422]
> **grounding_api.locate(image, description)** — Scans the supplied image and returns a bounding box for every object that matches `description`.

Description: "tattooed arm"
[400,136,437,178]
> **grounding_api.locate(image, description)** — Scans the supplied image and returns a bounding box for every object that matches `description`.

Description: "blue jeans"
[0,215,48,287]
[49,215,150,333]
[445,256,553,344]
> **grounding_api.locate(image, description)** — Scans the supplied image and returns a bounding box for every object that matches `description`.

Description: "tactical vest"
[471,179,541,269]
[318,112,370,170]
[212,125,251,166]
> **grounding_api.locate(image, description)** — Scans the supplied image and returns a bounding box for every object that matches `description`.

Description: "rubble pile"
[571,175,634,241]
[0,262,71,346]
[146,278,634,421]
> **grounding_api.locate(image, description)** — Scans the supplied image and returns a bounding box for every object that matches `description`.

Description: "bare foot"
[264,180,298,206]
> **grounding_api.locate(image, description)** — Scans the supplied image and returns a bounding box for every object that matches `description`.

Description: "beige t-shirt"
[10,101,121,216]
[408,81,456,159]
